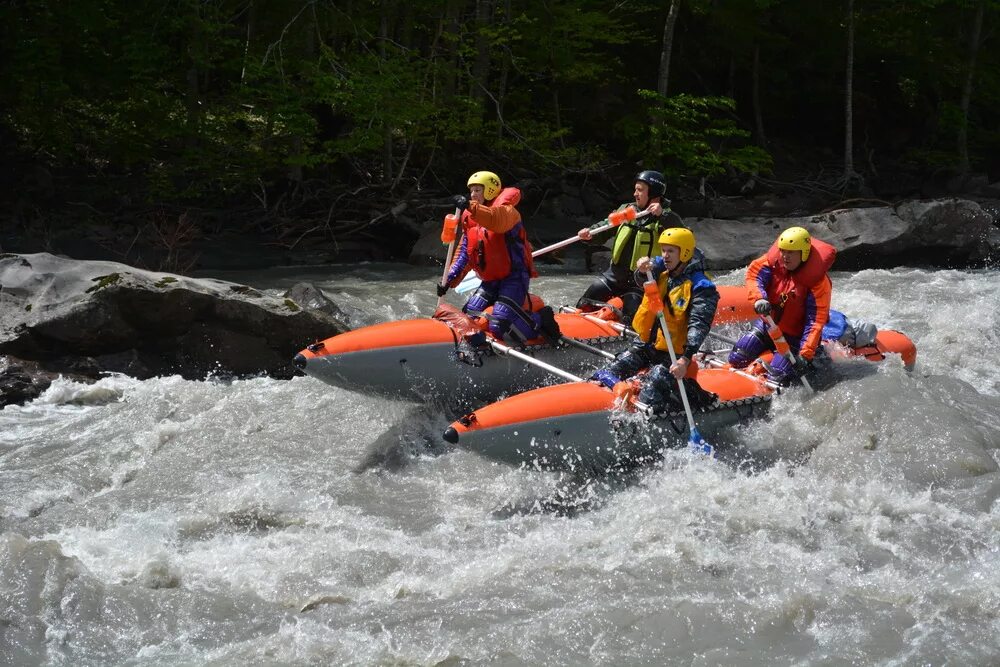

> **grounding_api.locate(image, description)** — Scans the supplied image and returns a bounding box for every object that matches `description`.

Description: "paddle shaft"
[534,208,651,258]
[644,270,702,440]
[439,206,462,299]
[559,306,636,337]
[457,210,652,294]
[559,306,735,355]
[763,315,814,393]
[488,340,584,383]
[700,355,783,390]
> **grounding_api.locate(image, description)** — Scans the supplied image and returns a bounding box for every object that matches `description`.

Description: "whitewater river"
[2,261,999,665]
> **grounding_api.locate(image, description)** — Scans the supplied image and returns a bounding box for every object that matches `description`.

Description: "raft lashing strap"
[442,320,487,367]
[645,393,773,423]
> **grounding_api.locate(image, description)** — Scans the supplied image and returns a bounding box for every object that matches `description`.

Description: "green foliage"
[627,91,772,180]
[1,0,998,219]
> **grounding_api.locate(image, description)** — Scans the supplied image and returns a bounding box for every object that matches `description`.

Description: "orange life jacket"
[762,238,836,335]
[463,187,537,282]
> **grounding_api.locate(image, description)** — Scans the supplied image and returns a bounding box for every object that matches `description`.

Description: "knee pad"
[728,326,769,368]
[766,353,795,383]
[464,293,492,315]
[488,318,512,340]
[621,291,642,311]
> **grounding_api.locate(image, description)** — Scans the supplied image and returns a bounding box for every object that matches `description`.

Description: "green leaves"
[1,0,998,216]
[629,91,772,180]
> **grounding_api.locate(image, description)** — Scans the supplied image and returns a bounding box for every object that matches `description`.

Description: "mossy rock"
[229,285,262,297]
[85,273,122,293]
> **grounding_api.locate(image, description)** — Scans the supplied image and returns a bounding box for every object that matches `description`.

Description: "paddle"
[643,269,714,456]
[438,207,461,304]
[762,315,814,393]
[455,207,653,295]
[487,339,584,383]
[488,337,696,417]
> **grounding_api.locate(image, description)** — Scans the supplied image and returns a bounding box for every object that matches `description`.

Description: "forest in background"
[2,0,998,269]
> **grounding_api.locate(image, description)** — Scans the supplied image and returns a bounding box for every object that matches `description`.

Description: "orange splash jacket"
[745,239,836,360]
[446,187,537,285]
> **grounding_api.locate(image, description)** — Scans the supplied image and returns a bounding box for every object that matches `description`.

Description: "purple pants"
[464,273,540,342]
[728,318,800,381]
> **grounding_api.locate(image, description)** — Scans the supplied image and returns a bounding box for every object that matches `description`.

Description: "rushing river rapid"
[2,261,999,665]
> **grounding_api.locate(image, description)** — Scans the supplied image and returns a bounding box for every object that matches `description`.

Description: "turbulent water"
[2,260,999,665]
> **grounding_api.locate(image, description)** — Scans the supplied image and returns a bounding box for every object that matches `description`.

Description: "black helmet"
[635,170,667,199]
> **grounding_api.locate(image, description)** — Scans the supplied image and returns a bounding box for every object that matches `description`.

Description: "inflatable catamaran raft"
[293,285,755,406]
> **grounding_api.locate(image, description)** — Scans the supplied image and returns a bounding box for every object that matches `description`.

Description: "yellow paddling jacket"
[632,257,719,359]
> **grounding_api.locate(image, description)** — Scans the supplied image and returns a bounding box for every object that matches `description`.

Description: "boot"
[537,306,562,343]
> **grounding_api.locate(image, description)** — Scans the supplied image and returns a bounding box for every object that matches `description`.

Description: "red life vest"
[764,238,836,333]
[463,187,537,281]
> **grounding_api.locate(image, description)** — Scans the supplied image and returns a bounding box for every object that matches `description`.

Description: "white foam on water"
[2,265,999,664]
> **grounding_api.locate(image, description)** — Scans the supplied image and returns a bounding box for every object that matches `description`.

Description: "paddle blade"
[643,280,663,313]
[455,274,481,294]
[688,428,715,458]
[440,213,459,243]
[607,207,636,226]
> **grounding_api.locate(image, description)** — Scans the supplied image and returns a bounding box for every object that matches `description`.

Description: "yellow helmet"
[467,171,502,201]
[658,227,696,262]
[777,226,812,261]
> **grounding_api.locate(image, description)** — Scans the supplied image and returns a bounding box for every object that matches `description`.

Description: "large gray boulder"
[0,253,349,384]
[688,198,995,269]
[409,218,451,267]
[409,197,996,270]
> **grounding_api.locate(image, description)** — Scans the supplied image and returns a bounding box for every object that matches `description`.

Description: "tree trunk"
[472,0,494,115]
[184,4,203,148]
[379,5,393,183]
[240,0,256,86]
[289,5,317,186]
[496,0,512,138]
[441,0,463,101]
[957,0,985,173]
[657,0,682,96]
[752,42,767,147]
[843,0,856,179]
[727,53,736,98]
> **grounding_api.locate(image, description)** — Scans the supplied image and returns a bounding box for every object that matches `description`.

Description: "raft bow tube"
[443,366,775,472]
[294,311,628,405]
